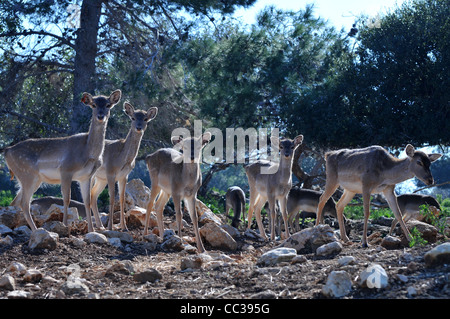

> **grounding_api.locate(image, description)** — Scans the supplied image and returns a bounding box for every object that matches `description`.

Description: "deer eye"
[416,160,423,166]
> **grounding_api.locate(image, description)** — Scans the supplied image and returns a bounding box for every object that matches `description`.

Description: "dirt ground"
[0,214,449,304]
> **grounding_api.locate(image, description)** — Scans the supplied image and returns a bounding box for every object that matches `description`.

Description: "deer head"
[171,132,212,163]
[81,89,122,123]
[270,135,303,159]
[405,144,442,186]
[123,102,158,133]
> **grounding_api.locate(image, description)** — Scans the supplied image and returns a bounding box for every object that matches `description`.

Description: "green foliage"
[420,203,449,235]
[343,199,394,220]
[0,190,14,206]
[409,227,428,247]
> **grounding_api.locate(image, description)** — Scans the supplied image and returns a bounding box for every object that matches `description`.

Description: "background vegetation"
[0,0,449,206]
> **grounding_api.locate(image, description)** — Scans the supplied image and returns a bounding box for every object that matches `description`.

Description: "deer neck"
[122,129,144,163]
[182,161,201,180]
[277,155,294,182]
[86,119,107,159]
[384,157,414,185]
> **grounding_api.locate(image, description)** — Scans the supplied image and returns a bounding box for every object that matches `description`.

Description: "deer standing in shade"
[90,102,158,231]
[245,135,303,240]
[4,90,122,232]
[143,132,212,253]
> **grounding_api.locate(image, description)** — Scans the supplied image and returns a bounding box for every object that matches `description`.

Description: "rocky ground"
[0,206,449,302]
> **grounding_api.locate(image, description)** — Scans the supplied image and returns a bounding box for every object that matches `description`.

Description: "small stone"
[180,255,203,270]
[0,275,16,291]
[257,247,297,267]
[103,230,134,243]
[60,278,90,295]
[381,235,402,250]
[407,286,417,296]
[7,290,30,299]
[291,255,308,264]
[316,241,342,257]
[360,263,389,289]
[43,220,70,237]
[133,268,162,283]
[396,274,408,283]
[322,271,352,298]
[424,242,450,267]
[0,224,13,236]
[338,256,356,267]
[13,225,32,237]
[23,269,43,283]
[6,262,27,275]
[0,235,13,246]
[85,232,108,244]
[108,237,122,248]
[28,228,59,250]
[199,222,237,251]
[106,260,134,276]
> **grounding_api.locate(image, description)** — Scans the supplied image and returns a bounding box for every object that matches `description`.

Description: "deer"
[225,186,246,228]
[90,102,158,231]
[315,144,442,247]
[245,135,303,241]
[143,132,212,253]
[287,187,340,232]
[4,90,122,232]
[389,193,441,235]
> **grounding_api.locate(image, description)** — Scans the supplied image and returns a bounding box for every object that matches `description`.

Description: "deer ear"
[405,144,415,158]
[428,153,442,163]
[81,92,93,106]
[270,136,280,148]
[145,107,158,121]
[123,102,135,117]
[294,135,304,147]
[202,132,212,146]
[171,136,183,146]
[108,89,122,106]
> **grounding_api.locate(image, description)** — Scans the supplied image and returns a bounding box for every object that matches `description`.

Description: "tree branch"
[0,30,75,48]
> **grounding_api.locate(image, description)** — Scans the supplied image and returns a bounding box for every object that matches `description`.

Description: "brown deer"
[245,135,303,240]
[287,187,340,232]
[143,132,212,253]
[4,90,121,232]
[90,102,158,231]
[389,193,441,235]
[225,186,246,228]
[316,144,442,247]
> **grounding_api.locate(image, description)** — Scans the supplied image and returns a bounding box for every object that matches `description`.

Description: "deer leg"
[335,190,355,243]
[79,179,94,233]
[144,183,161,236]
[60,173,72,227]
[173,194,183,238]
[383,187,411,242]
[90,177,107,230]
[361,189,372,248]
[316,183,338,226]
[268,196,277,240]
[106,174,116,230]
[279,195,290,240]
[20,177,41,231]
[246,191,259,230]
[253,197,268,240]
[117,176,128,231]
[154,191,169,239]
[186,196,205,253]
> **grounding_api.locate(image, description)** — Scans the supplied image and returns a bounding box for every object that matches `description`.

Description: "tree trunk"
[71,0,103,134]
[70,0,102,201]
